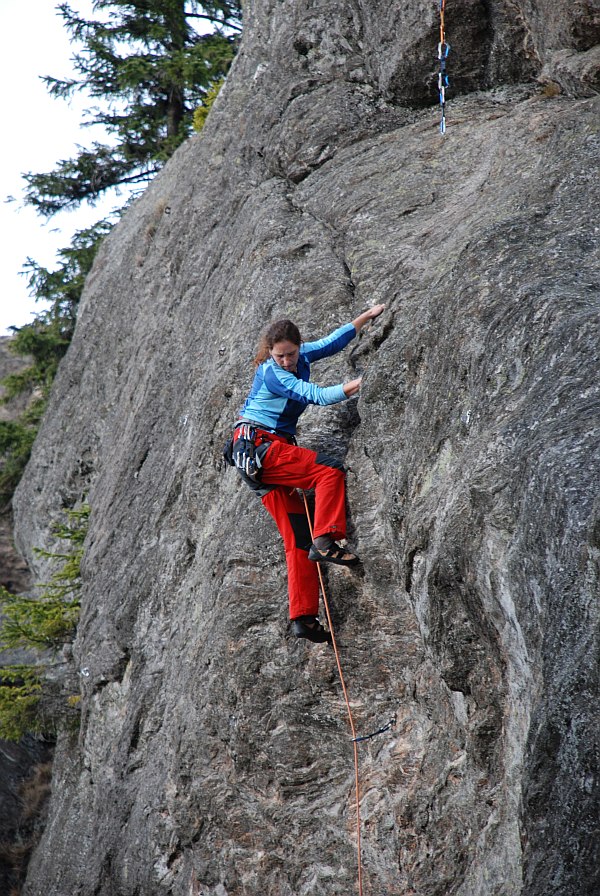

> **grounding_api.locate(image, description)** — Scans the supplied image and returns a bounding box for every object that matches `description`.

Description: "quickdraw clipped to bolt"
[438,0,450,134]
[353,713,397,744]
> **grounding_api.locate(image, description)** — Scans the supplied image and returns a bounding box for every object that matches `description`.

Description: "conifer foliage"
[0,505,89,740]
[1,2,241,508]
[24,1,241,215]
[0,220,111,509]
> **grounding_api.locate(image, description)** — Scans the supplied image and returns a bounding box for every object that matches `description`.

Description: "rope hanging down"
[300,494,397,895]
[301,491,364,896]
[438,0,450,134]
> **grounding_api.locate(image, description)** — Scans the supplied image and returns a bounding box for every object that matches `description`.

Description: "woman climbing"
[230,304,385,644]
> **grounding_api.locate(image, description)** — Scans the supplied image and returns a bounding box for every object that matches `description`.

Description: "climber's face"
[270,339,300,372]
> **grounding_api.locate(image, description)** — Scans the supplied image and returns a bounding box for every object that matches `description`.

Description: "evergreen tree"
[23,0,241,216]
[0,504,90,740]
[0,221,111,508]
[2,2,241,509]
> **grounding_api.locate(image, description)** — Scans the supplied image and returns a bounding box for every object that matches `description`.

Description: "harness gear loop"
[231,424,270,481]
[301,490,364,896]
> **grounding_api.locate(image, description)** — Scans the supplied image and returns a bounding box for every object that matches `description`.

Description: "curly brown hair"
[254,319,302,366]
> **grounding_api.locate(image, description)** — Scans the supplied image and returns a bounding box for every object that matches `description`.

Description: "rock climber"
[227,304,385,644]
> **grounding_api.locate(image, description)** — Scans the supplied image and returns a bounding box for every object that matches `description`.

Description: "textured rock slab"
[13,2,600,895]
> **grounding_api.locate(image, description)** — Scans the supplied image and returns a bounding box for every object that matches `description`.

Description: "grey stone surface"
[13,3,600,895]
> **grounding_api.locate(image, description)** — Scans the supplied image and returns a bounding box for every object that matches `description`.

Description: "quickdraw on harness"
[224,420,297,484]
[438,0,450,134]
[231,423,268,481]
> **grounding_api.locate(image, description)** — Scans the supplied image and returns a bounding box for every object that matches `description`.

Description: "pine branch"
[185,12,242,32]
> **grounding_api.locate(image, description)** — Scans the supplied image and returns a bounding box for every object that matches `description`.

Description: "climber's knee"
[315,452,346,473]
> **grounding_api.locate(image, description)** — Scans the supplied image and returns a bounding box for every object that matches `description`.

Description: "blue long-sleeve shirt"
[238,322,356,435]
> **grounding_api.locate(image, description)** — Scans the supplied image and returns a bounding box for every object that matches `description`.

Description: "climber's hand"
[343,377,362,397]
[353,304,386,331]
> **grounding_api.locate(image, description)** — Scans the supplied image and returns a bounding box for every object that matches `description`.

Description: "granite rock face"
[13,2,599,895]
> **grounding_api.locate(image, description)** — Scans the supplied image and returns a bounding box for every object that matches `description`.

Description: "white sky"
[0,0,126,336]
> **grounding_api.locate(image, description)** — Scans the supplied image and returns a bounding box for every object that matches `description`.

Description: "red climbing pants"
[258,437,348,620]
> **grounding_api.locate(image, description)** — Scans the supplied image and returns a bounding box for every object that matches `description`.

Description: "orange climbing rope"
[301,491,364,896]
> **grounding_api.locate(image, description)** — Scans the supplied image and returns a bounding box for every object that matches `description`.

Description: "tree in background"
[0,220,111,508]
[1,1,241,506]
[24,0,241,215]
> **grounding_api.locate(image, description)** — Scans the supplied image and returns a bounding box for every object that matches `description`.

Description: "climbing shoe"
[308,541,360,567]
[292,616,332,644]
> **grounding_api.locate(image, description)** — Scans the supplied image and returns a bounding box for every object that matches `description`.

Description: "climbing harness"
[300,492,397,896]
[228,423,271,481]
[438,0,450,134]
[232,423,263,480]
